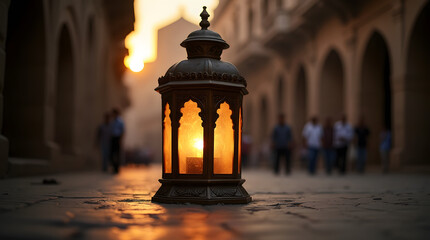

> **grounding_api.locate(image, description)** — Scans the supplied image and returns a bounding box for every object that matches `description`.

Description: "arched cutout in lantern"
[163,103,172,173]
[152,7,251,204]
[178,100,204,174]
[214,102,234,174]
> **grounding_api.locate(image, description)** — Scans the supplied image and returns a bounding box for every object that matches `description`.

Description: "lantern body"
[152,7,251,204]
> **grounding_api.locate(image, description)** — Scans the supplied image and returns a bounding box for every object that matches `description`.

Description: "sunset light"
[124,0,219,72]
[124,55,144,72]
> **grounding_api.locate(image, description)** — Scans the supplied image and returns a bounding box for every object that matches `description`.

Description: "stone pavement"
[0,165,429,240]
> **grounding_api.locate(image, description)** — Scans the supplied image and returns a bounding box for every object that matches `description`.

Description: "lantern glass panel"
[214,102,234,174]
[178,100,204,174]
[163,103,172,173]
[238,107,242,174]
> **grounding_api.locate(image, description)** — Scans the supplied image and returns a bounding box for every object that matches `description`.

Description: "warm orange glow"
[124,55,144,72]
[163,103,172,173]
[178,100,203,174]
[238,107,242,174]
[124,0,219,72]
[182,212,209,240]
[214,102,234,174]
[193,138,204,151]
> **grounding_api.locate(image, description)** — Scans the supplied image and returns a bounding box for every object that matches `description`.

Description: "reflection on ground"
[0,165,429,240]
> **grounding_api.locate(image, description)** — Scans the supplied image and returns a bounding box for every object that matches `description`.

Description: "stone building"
[124,18,197,163]
[0,0,134,176]
[212,0,430,169]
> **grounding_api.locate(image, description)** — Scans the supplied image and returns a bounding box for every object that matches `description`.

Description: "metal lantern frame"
[152,7,251,204]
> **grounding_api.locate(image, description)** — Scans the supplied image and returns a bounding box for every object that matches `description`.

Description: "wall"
[0,0,134,177]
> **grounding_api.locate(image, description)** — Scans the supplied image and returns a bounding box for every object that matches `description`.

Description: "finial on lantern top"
[200,6,210,30]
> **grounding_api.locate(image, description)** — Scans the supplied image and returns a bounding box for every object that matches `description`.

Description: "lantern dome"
[157,6,247,89]
[158,58,246,87]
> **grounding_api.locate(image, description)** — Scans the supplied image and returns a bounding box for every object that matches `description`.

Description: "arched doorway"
[245,102,253,133]
[361,32,392,164]
[405,2,430,164]
[294,66,307,141]
[319,50,345,121]
[83,16,99,156]
[3,0,47,158]
[55,25,76,153]
[260,96,269,140]
[258,95,270,166]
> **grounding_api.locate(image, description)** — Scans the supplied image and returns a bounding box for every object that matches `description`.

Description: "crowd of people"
[96,108,125,174]
[271,113,392,175]
[97,108,391,175]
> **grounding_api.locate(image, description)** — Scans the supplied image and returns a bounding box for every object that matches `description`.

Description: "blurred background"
[0,0,429,177]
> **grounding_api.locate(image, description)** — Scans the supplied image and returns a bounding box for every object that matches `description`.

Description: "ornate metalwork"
[158,72,246,86]
[152,6,251,205]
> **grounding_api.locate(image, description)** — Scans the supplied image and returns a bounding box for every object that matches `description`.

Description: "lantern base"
[152,178,252,205]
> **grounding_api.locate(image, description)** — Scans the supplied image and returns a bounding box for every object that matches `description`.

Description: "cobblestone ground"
[0,165,429,240]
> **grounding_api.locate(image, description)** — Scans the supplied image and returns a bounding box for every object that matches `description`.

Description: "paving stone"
[0,166,429,239]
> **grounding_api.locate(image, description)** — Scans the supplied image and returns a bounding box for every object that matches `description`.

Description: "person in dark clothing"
[241,133,252,168]
[380,126,391,173]
[96,113,111,172]
[322,117,335,174]
[334,114,353,174]
[110,108,125,174]
[272,114,293,175]
[354,117,370,173]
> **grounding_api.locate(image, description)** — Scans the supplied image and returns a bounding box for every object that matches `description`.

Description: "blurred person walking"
[302,117,323,175]
[354,117,370,173]
[271,114,293,174]
[96,113,111,172]
[241,132,252,168]
[334,115,353,174]
[110,108,125,174]
[380,126,392,173]
[322,117,335,175]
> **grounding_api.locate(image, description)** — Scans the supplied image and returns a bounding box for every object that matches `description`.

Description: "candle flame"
[193,138,204,151]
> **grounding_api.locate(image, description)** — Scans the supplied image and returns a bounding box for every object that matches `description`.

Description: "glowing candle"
[186,138,204,174]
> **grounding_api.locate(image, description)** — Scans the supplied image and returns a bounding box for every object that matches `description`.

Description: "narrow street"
[0,165,428,240]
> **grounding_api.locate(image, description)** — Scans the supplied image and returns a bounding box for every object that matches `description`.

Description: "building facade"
[213,0,430,169]
[0,0,134,176]
[124,18,198,163]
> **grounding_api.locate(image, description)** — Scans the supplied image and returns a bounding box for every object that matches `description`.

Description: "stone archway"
[405,2,430,165]
[319,50,345,121]
[361,32,392,164]
[55,25,76,153]
[3,0,47,158]
[293,65,307,141]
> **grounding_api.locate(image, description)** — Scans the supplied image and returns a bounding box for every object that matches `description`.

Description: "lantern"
[151,7,251,204]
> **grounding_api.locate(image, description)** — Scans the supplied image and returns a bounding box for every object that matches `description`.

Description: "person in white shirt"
[302,117,323,174]
[334,114,353,174]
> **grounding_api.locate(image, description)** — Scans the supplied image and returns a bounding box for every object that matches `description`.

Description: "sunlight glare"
[125,55,144,72]
[124,0,219,72]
